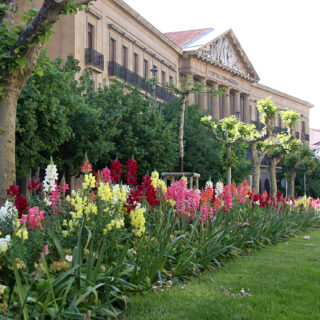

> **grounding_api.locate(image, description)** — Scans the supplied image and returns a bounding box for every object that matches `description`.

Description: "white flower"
[43,161,58,193]
[215,181,224,197]
[304,235,310,240]
[0,284,6,295]
[65,255,73,262]
[206,180,213,189]
[0,200,17,222]
[0,235,11,252]
[254,200,260,206]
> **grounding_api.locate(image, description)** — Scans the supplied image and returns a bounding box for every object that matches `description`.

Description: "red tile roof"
[164,28,212,48]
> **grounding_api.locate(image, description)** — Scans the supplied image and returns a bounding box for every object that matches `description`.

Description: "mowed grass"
[123,229,320,320]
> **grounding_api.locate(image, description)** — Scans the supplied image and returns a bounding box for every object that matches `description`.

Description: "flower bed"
[0,159,319,318]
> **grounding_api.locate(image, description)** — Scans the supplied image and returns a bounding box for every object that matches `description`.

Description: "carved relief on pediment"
[201,37,243,73]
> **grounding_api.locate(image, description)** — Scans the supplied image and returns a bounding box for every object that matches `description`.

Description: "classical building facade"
[18,0,313,191]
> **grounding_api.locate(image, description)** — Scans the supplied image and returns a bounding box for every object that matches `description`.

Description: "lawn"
[123,229,320,320]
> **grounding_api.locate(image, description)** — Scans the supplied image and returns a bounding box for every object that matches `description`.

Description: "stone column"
[200,79,207,113]
[187,75,195,105]
[243,94,250,123]
[250,99,256,123]
[222,87,230,118]
[234,91,241,118]
[212,83,219,120]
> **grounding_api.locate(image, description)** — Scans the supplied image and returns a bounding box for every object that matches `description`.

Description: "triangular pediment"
[197,29,260,81]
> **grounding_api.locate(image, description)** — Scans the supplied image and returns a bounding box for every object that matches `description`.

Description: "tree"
[163,100,250,186]
[166,77,221,172]
[265,109,300,197]
[201,115,253,185]
[244,98,277,193]
[295,157,320,197]
[0,0,91,204]
[282,146,315,197]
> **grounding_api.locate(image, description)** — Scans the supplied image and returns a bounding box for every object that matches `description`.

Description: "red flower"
[111,160,122,183]
[15,195,28,218]
[28,182,37,192]
[81,161,92,173]
[6,185,19,196]
[125,159,138,186]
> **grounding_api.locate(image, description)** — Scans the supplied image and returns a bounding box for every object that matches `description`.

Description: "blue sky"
[125,0,320,129]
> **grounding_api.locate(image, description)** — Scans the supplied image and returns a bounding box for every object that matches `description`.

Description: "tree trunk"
[0,44,41,206]
[0,88,19,205]
[252,160,261,193]
[179,96,186,172]
[250,144,260,193]
[268,156,282,199]
[269,158,277,198]
[226,144,232,185]
[288,169,296,198]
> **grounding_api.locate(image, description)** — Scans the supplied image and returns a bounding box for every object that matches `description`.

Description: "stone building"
[18,0,313,191]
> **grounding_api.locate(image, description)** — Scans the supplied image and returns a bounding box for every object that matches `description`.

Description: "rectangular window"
[133,53,138,74]
[302,120,306,132]
[110,38,116,62]
[278,113,282,127]
[256,106,259,122]
[143,59,148,79]
[122,46,128,68]
[169,76,173,83]
[88,24,94,49]
[161,71,166,85]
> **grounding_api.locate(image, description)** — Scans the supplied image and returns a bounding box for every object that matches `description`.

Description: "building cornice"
[185,51,257,83]
[108,23,177,71]
[110,0,183,56]
[253,83,313,108]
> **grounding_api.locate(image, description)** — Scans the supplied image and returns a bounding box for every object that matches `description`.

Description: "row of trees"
[11,51,318,200]
[201,99,315,197]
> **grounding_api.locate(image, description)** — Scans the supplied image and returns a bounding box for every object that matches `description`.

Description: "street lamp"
[149,66,158,108]
[150,66,158,78]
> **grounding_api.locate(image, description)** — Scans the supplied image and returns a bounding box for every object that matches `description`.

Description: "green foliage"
[163,102,250,185]
[0,1,91,97]
[257,98,278,124]
[295,157,320,197]
[98,81,178,175]
[16,51,178,177]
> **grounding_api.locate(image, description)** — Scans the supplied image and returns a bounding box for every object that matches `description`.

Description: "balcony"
[108,61,176,102]
[85,48,104,71]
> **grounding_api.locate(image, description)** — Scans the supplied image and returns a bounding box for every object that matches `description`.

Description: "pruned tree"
[166,76,222,172]
[265,109,300,198]
[0,0,92,205]
[201,115,253,185]
[242,98,278,192]
[282,145,315,197]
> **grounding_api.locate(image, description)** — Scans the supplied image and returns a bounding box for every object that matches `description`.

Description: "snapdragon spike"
[6,185,19,197]
[125,159,138,186]
[111,160,122,183]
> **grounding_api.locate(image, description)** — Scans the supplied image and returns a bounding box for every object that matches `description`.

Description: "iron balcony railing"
[85,48,104,71]
[108,61,176,102]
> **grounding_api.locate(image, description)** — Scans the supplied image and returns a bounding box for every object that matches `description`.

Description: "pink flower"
[20,206,44,230]
[43,244,49,255]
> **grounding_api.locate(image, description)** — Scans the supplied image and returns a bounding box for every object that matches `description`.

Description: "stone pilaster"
[222,87,230,118]
[200,78,207,113]
[212,83,220,120]
[243,94,250,123]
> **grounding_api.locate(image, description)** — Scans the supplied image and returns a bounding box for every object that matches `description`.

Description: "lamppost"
[150,66,158,107]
